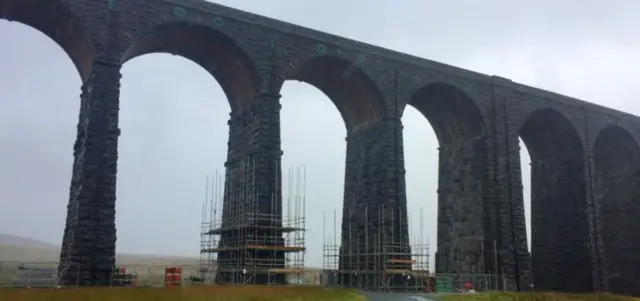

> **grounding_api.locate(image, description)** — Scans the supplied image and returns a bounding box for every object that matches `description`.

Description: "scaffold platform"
[198,163,307,285]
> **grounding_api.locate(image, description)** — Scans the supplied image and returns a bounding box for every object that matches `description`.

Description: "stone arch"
[593,125,640,296]
[0,0,94,81]
[406,82,485,145]
[405,82,487,275]
[121,21,261,111]
[282,55,386,131]
[519,108,592,292]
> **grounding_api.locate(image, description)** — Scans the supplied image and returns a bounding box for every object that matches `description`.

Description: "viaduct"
[2,0,639,295]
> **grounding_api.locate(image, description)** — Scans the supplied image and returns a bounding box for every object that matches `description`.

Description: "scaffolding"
[322,203,430,292]
[199,160,307,285]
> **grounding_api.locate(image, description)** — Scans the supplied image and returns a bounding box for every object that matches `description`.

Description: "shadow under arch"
[406,82,485,145]
[592,125,640,296]
[405,82,487,275]
[519,108,592,292]
[0,0,94,81]
[121,22,260,111]
[284,55,385,131]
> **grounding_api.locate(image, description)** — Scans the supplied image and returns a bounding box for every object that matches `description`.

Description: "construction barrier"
[107,264,199,287]
[164,267,182,287]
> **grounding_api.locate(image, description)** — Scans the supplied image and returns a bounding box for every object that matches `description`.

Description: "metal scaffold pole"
[199,157,307,285]
[322,202,431,292]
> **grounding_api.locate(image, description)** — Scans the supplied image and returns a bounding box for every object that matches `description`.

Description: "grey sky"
[1,0,638,269]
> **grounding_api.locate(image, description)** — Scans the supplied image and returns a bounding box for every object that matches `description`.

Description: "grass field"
[0,286,365,301]
[442,292,640,301]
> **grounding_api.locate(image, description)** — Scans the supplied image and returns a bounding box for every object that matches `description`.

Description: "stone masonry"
[215,93,285,284]
[4,0,640,294]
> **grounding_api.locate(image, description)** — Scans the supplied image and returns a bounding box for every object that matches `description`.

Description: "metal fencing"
[0,261,510,292]
[433,273,507,292]
[0,261,80,288]
[0,261,326,288]
[317,271,507,293]
[0,262,207,288]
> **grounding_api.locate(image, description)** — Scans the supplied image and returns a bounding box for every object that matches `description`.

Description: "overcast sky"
[1,0,638,269]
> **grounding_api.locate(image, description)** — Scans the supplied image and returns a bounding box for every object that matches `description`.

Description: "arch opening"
[117,54,230,262]
[0,20,82,255]
[402,105,439,273]
[593,125,640,296]
[287,56,385,131]
[122,22,260,111]
[405,83,488,275]
[519,108,592,292]
[0,0,94,80]
[280,81,347,270]
[518,138,532,253]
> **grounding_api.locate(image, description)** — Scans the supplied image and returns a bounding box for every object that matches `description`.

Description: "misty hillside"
[0,234,57,249]
[0,233,199,266]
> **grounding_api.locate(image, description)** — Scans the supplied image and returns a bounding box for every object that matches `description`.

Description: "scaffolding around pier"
[321,200,512,292]
[321,204,431,292]
[199,161,307,285]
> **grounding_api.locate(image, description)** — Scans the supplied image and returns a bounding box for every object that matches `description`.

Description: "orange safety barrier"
[164,267,182,287]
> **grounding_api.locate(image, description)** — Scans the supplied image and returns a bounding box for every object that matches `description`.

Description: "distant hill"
[0,233,199,266]
[0,234,57,249]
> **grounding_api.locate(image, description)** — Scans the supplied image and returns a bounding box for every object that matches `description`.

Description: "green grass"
[442,292,640,301]
[0,286,365,301]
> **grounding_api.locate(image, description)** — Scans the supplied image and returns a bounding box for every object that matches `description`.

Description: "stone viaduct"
[2,0,639,295]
